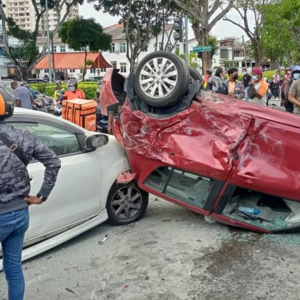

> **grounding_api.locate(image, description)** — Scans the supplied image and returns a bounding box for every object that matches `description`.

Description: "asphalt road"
[1,197,300,300]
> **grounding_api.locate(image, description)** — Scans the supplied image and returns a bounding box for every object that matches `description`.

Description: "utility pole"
[185,15,189,66]
[45,0,52,82]
[242,35,247,70]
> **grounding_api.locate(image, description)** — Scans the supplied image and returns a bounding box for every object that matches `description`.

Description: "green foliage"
[59,18,111,80]
[261,0,300,64]
[5,18,39,78]
[2,0,84,79]
[30,82,98,100]
[88,0,178,71]
[59,18,111,52]
[263,70,285,80]
[207,35,219,58]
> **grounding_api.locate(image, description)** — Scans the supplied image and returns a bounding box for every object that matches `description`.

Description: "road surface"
[1,197,300,300]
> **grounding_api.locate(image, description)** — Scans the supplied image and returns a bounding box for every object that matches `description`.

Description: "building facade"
[36,23,176,79]
[2,0,79,32]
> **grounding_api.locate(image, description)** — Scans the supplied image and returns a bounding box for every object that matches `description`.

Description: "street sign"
[193,46,212,53]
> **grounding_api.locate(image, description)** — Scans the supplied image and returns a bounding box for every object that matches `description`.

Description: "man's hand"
[25,196,43,205]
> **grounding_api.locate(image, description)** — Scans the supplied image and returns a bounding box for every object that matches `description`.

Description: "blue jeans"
[244,87,250,100]
[0,209,29,300]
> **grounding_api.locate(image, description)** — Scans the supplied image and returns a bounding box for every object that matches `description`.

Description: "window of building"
[120,63,127,73]
[53,46,57,53]
[60,45,66,53]
[90,68,96,74]
[110,61,117,69]
[119,43,126,53]
[69,69,75,73]
[100,67,106,72]
[44,69,48,73]
[220,49,231,59]
[111,43,115,53]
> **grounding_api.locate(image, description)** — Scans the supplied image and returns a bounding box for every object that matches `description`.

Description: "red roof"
[34,52,111,70]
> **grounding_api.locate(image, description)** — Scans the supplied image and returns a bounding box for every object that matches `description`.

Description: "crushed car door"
[123,101,253,211]
[213,117,300,232]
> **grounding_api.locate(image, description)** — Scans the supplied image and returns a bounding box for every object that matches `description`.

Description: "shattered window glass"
[144,167,214,209]
[222,188,300,231]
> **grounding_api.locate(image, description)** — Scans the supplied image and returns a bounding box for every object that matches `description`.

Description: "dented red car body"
[102,69,300,233]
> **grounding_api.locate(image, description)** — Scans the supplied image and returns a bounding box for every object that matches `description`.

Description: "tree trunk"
[83,48,88,81]
[130,54,136,73]
[252,41,262,67]
[192,23,210,75]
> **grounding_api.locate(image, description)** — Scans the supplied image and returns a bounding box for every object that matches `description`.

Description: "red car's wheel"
[134,51,190,108]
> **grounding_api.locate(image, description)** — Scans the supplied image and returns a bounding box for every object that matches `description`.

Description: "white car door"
[10,120,103,243]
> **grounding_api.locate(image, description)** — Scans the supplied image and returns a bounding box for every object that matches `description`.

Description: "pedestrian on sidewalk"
[11,81,34,109]
[288,66,300,115]
[0,93,61,300]
[281,71,293,113]
[248,68,269,105]
[202,70,212,90]
[53,80,65,105]
[208,68,228,95]
[226,68,245,99]
[242,68,251,100]
[272,69,281,100]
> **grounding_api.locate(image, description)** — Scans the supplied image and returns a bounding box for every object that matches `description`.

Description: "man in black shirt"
[242,68,251,100]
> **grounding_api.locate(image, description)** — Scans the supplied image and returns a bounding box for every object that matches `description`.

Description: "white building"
[36,23,176,79]
[2,0,79,32]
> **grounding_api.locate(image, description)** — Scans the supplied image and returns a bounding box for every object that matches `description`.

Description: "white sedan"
[0,109,148,268]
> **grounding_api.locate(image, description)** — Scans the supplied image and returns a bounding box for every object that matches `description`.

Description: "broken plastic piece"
[117,172,136,184]
[99,234,108,245]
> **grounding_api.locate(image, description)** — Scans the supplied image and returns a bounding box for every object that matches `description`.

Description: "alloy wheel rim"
[111,186,142,220]
[139,57,178,98]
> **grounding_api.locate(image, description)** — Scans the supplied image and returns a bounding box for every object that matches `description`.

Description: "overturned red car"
[101,51,300,233]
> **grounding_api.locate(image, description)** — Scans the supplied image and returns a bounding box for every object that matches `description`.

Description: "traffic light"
[173,17,183,43]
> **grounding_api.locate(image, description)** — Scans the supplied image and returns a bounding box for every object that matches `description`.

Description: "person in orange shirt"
[63,79,85,100]
[248,68,268,105]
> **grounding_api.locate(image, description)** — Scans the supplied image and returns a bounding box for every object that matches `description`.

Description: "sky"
[79,2,254,42]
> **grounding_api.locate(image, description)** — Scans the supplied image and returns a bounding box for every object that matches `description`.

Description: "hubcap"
[139,57,178,98]
[111,186,143,220]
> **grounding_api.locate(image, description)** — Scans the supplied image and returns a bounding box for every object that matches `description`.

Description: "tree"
[58,18,112,81]
[261,0,300,66]
[88,0,178,73]
[0,0,83,79]
[223,0,272,66]
[172,0,233,74]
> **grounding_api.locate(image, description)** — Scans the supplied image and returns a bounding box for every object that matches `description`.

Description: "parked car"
[0,81,55,113]
[101,51,300,234]
[27,78,49,84]
[0,108,148,269]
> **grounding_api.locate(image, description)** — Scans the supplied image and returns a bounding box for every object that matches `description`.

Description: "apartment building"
[2,0,79,32]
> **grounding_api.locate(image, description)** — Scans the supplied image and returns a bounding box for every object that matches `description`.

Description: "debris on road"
[98,234,108,245]
[65,288,75,294]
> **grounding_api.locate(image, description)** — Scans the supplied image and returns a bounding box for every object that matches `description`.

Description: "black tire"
[189,67,203,85]
[106,181,148,225]
[134,51,190,108]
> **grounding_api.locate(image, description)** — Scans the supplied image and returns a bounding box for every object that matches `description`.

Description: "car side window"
[12,122,81,157]
[144,166,215,209]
